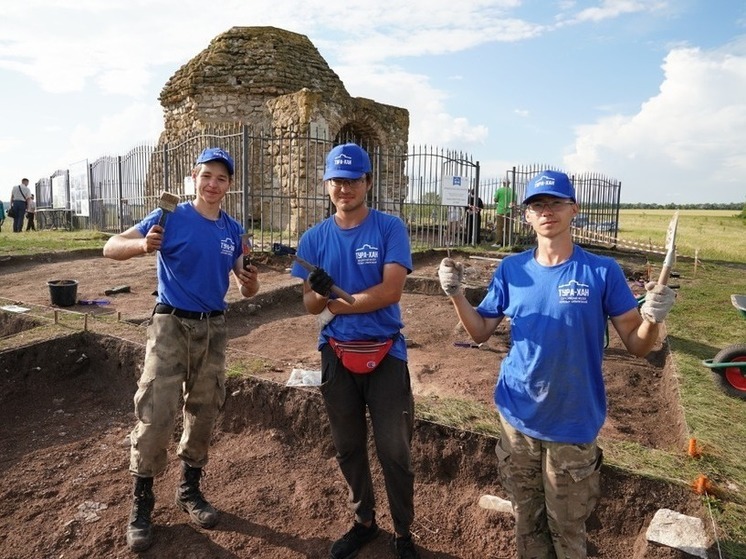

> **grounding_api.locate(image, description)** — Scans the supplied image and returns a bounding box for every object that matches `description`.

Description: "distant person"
[464,189,484,244]
[492,179,514,246]
[103,147,260,552]
[25,194,36,231]
[447,205,462,245]
[0,199,5,232]
[438,169,675,558]
[291,143,420,559]
[9,178,31,233]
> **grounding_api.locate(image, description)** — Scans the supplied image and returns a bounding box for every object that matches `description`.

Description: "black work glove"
[308,267,334,297]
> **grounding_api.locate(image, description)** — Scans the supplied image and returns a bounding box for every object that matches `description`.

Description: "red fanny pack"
[328,338,394,374]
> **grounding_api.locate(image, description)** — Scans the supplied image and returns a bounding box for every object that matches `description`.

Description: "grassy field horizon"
[616,208,745,264]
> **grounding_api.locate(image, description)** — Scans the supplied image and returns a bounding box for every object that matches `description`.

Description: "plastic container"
[47,279,79,307]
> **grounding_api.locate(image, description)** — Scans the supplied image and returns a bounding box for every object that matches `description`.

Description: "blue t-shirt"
[291,209,413,362]
[136,201,244,312]
[476,245,638,443]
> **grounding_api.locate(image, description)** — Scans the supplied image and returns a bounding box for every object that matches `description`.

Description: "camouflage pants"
[495,413,602,559]
[129,313,227,477]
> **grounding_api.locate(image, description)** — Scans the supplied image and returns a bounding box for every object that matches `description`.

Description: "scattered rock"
[646,508,710,558]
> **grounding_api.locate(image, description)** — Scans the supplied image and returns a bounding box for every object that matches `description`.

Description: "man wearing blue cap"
[103,147,260,551]
[438,170,675,558]
[291,143,420,559]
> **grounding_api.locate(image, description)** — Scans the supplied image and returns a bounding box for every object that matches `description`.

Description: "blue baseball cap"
[523,170,575,203]
[196,147,234,176]
[323,143,371,180]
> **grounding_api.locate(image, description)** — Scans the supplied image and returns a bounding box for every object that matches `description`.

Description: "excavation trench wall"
[0,325,702,558]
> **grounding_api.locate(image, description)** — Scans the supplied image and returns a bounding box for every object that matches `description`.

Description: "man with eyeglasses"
[438,169,675,558]
[291,143,420,559]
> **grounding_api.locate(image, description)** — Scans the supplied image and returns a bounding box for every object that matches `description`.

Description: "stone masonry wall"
[154,26,409,233]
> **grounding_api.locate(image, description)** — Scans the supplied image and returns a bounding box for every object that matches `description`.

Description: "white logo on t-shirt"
[355,243,379,265]
[558,279,590,303]
[220,237,236,256]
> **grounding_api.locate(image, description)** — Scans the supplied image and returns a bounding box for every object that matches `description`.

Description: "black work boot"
[126,476,155,552]
[175,461,219,528]
[329,512,379,559]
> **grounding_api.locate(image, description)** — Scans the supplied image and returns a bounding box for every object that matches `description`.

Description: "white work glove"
[640,282,676,323]
[438,258,464,297]
[316,305,335,328]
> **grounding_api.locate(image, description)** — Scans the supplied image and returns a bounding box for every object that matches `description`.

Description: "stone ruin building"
[155,26,410,232]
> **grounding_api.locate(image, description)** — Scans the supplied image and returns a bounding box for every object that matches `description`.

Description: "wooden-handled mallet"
[157,191,180,226]
[294,255,356,304]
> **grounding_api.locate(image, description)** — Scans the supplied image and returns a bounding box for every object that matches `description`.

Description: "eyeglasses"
[526,200,575,214]
[328,178,367,189]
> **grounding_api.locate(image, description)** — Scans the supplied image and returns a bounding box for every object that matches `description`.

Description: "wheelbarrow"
[701,294,746,399]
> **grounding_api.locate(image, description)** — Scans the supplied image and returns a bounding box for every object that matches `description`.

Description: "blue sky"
[1,0,745,205]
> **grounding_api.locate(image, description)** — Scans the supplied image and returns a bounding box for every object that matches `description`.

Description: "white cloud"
[559,0,668,25]
[57,103,163,168]
[0,1,541,99]
[336,64,488,149]
[564,41,746,203]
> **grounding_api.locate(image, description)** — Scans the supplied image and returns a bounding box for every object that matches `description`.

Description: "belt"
[153,303,224,320]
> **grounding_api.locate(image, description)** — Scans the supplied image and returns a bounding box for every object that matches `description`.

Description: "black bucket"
[48,279,79,307]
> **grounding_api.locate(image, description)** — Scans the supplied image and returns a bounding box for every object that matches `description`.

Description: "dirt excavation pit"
[0,250,707,558]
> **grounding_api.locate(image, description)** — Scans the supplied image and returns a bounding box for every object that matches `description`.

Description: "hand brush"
[157,191,180,226]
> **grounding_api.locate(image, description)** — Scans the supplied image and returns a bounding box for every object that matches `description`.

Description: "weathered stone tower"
[157,26,409,231]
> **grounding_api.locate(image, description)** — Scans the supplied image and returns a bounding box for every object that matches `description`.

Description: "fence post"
[475,160,481,244]
[162,142,169,192]
[117,156,124,232]
[613,180,622,247]
[242,125,250,229]
[508,166,518,247]
[87,162,94,226]
[373,145,381,210]
[65,170,71,211]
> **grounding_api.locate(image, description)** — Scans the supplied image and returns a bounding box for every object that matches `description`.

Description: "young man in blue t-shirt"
[438,170,675,558]
[103,147,260,552]
[291,143,419,559]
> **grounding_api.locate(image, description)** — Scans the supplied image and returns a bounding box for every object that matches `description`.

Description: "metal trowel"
[241,233,253,269]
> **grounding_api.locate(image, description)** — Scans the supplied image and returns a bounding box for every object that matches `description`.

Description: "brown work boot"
[175,461,219,528]
[126,476,155,552]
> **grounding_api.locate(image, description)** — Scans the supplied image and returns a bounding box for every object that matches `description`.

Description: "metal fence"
[493,166,623,248]
[31,126,624,252]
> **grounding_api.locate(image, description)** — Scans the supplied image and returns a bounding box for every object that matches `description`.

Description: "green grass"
[416,396,501,437]
[617,208,746,263]
[662,256,746,555]
[0,228,109,256]
[225,357,273,378]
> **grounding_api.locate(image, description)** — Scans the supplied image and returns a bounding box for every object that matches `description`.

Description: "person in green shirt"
[493,179,514,246]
